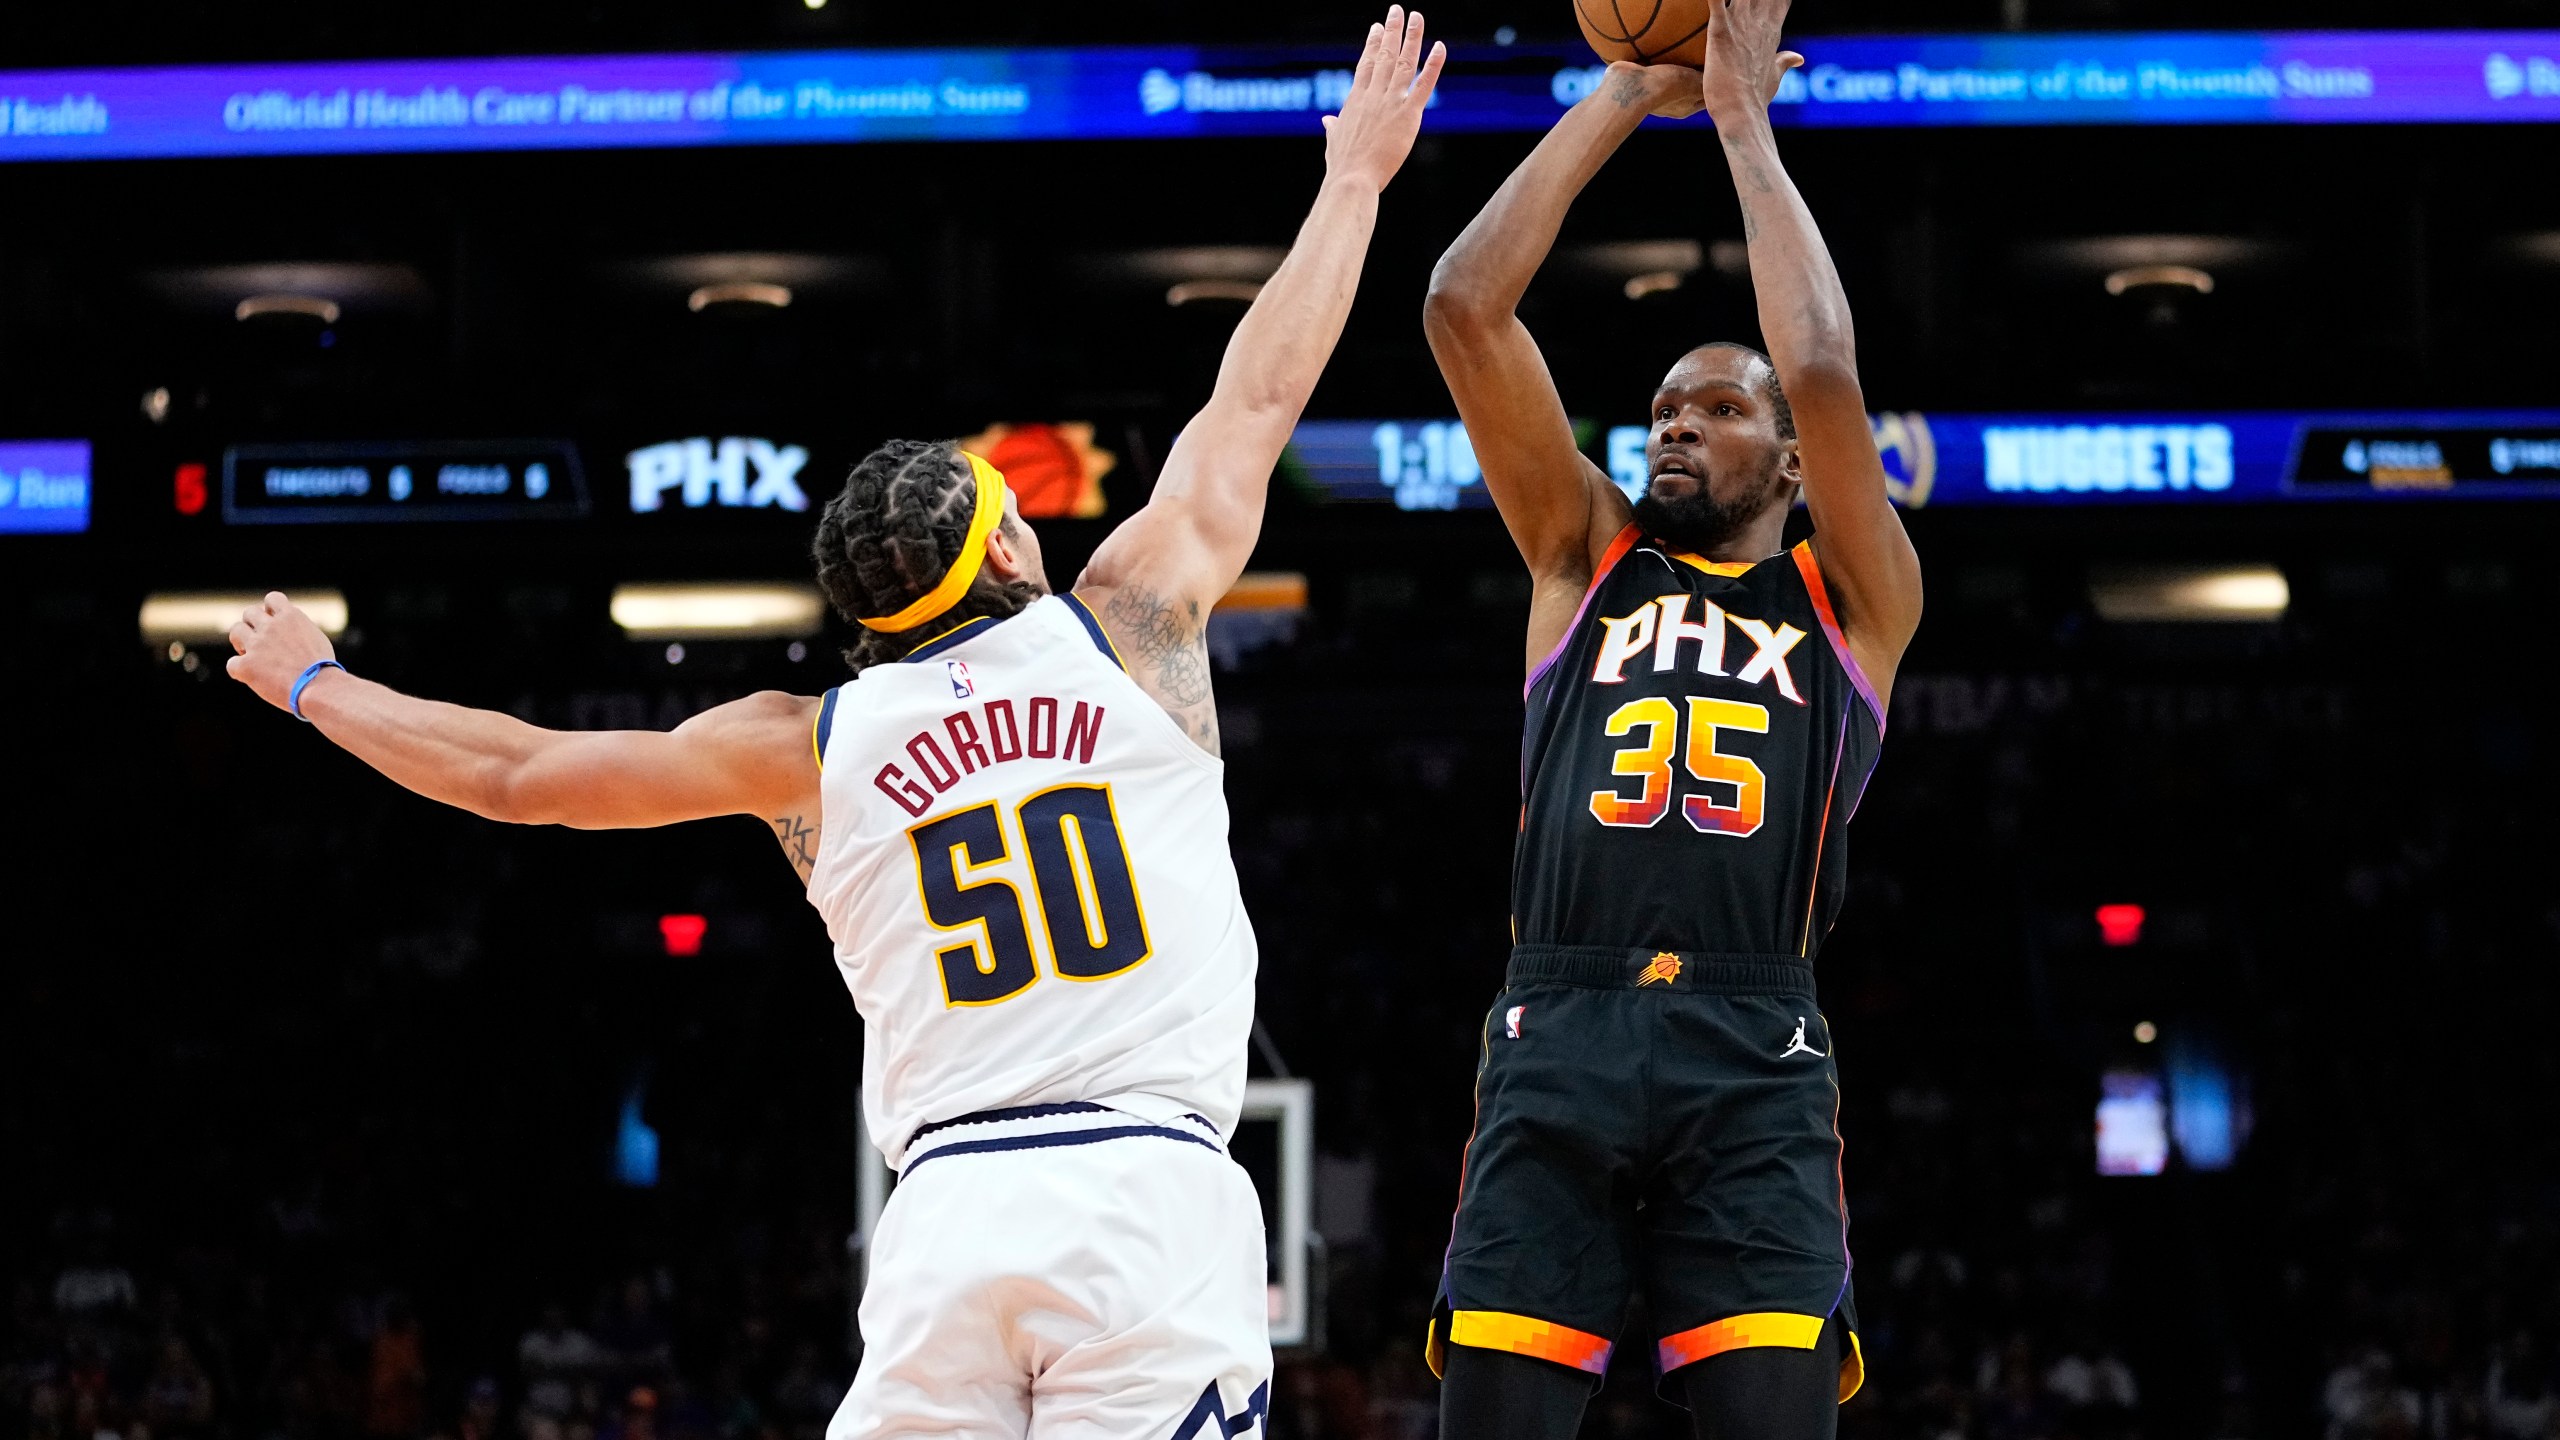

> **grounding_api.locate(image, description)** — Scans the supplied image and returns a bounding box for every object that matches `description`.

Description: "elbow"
[1782,316,1861,377]
[1423,257,1503,341]
[1779,352,1863,408]
[473,760,545,827]
[1221,376,1303,424]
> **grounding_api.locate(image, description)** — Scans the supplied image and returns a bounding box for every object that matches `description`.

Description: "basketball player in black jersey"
[1418,0,1922,1436]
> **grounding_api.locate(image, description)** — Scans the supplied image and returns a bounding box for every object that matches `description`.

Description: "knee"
[1676,1328,1842,1440]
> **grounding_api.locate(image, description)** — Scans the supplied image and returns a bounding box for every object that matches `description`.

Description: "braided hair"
[812,438,1043,675]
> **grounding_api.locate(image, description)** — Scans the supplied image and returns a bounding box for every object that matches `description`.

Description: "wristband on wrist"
[289,660,347,722]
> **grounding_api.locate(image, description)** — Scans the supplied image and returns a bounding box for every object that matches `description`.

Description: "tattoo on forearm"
[1609,69,1647,107]
[1101,584,1220,753]
[1725,138,1779,193]
[1724,138,1780,244]
[771,814,818,882]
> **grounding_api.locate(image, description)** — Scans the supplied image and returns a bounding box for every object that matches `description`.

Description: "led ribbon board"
[1286,412,2560,511]
[0,440,91,533]
[224,440,588,523]
[1869,411,2560,506]
[5,32,2559,162]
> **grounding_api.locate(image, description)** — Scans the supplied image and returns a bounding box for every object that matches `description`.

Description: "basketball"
[1574,0,1718,67]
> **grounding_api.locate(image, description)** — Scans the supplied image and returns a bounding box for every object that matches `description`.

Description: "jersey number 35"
[1588,696,1769,837]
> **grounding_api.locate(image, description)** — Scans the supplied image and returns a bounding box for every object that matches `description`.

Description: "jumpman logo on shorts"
[1779,1017,1827,1059]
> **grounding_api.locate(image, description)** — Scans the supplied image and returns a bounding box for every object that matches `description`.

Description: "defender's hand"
[1321,6,1447,193]
[1601,61,1707,119]
[225,592,340,714]
[1701,0,1804,122]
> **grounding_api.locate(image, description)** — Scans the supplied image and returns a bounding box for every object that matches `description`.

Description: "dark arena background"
[7,1,2560,1438]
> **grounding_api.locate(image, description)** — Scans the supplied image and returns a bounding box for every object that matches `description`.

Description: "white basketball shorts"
[828,1103,1273,1440]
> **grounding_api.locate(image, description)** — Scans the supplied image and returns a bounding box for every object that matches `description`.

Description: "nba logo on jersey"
[1506,1004,1526,1038]
[945,660,975,699]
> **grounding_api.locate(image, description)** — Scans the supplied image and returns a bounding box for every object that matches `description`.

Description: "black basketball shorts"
[1427,945,1863,1402]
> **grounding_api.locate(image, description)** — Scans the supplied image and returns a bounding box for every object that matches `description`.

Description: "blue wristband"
[289,660,347,721]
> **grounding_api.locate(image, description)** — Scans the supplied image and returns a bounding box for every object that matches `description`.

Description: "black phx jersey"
[1517,527,1884,957]
[1429,525,1885,1402]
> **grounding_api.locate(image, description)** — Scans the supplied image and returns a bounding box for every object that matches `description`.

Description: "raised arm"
[226,594,825,878]
[1077,6,1442,750]
[1701,0,1922,700]
[1422,65,1697,640]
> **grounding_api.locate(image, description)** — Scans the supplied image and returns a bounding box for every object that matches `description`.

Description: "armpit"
[1098,583,1221,756]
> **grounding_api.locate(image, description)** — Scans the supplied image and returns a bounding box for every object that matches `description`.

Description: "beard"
[1633,453,1786,554]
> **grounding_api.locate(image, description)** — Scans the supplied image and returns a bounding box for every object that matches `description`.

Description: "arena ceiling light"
[632,252,878,288]
[617,252,883,309]
[2021,234,2278,286]
[140,590,348,646]
[687,281,793,311]
[1166,279,1264,307]
[235,293,343,323]
[2506,232,2560,265]
[1101,246,1287,282]
[2088,565,2289,623]
[141,262,429,318]
[1073,247,1288,308]
[1562,239,1704,287]
[610,583,825,640]
[2103,264,2215,297]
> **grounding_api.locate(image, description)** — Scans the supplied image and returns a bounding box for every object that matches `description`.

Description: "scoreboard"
[2290,422,2560,493]
[10,411,2560,545]
[222,440,588,524]
[1280,410,2560,511]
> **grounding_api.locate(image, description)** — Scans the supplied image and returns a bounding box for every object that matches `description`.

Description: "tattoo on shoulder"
[771,814,818,882]
[1100,583,1220,753]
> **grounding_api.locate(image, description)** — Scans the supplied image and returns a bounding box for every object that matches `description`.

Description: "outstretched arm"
[1077,6,1443,751]
[227,594,824,875]
[1701,0,1922,702]
[1423,63,1698,671]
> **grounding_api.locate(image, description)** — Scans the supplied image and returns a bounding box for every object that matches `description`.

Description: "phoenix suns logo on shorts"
[1638,952,1682,987]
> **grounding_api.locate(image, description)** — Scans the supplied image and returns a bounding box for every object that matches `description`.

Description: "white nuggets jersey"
[804,595,1258,1169]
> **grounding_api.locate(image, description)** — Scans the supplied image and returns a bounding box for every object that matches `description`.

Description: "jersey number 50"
[1588,696,1768,837]
[907,783,1153,1007]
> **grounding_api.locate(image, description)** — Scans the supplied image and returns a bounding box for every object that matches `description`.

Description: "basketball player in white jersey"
[223,14,1444,1436]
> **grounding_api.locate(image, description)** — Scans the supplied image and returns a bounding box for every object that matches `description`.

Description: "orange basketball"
[1574,0,1716,67]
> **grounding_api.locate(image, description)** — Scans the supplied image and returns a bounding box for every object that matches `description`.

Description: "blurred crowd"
[5,1225,855,1440]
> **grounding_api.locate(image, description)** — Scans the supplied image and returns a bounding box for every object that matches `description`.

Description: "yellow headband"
[858,451,1010,633]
